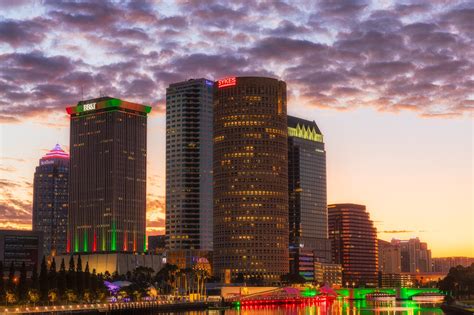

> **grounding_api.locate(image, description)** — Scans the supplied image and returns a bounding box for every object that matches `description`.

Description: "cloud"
[0,0,472,127]
[0,18,49,47]
[0,178,32,229]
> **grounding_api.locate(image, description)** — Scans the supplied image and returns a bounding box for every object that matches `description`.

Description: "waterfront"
[184,301,443,315]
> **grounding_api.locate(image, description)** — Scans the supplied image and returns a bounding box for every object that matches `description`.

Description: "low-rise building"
[0,230,43,277]
[314,261,342,287]
[380,273,413,288]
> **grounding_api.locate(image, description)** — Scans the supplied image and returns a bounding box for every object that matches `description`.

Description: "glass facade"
[165,79,214,251]
[32,144,69,256]
[288,116,330,280]
[328,203,378,287]
[213,77,289,283]
[67,97,150,253]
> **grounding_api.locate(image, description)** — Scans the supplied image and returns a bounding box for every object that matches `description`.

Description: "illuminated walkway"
[1,300,218,314]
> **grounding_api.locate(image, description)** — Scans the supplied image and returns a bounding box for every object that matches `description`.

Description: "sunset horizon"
[1,1,473,260]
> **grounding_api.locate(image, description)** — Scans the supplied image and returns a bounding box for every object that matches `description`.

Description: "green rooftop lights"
[66,98,152,115]
[288,123,323,142]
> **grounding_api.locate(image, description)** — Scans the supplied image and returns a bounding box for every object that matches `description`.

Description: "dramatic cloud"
[0,178,32,229]
[0,0,471,123]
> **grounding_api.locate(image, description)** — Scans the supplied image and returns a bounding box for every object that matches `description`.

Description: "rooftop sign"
[218,77,236,88]
[66,98,152,115]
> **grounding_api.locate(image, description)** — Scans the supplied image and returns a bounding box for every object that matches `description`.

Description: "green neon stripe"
[111,221,117,251]
[83,231,88,252]
[143,234,147,252]
[74,231,79,253]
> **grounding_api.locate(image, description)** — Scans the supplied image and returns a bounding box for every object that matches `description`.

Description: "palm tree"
[48,289,58,305]
[27,289,40,306]
[65,289,77,304]
[155,264,178,294]
[5,290,17,305]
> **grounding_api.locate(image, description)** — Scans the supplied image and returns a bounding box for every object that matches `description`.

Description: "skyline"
[0,0,473,257]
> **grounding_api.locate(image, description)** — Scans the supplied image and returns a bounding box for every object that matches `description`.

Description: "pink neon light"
[41,144,69,160]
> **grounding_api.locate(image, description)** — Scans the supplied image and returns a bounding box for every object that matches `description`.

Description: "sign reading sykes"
[218,77,236,88]
[83,102,96,111]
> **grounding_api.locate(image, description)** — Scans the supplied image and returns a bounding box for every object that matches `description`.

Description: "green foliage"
[7,262,15,290]
[27,289,40,305]
[438,263,474,300]
[48,258,57,291]
[281,272,307,284]
[67,256,76,291]
[58,258,67,296]
[5,289,17,304]
[48,288,59,304]
[30,263,39,290]
[65,289,77,303]
[18,262,27,301]
[154,263,178,294]
[39,256,48,300]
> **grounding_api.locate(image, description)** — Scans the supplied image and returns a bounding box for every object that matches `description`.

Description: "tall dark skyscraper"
[165,79,214,251]
[32,144,69,256]
[213,76,289,283]
[66,97,151,253]
[287,116,331,280]
[328,203,378,287]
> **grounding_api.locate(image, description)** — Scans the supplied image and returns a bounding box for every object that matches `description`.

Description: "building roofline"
[66,97,152,115]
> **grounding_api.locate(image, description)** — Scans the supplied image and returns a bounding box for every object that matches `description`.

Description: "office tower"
[66,97,151,253]
[165,79,214,251]
[32,144,69,256]
[287,116,331,280]
[378,239,401,274]
[392,238,432,273]
[328,203,378,287]
[213,76,289,283]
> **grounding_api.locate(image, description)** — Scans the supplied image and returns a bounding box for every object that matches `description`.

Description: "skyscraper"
[392,238,432,273]
[32,144,69,256]
[378,239,401,274]
[287,116,331,280]
[328,203,378,287]
[213,76,289,283]
[66,97,151,253]
[165,79,214,251]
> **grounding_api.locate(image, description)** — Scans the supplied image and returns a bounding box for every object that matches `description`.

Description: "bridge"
[335,287,442,300]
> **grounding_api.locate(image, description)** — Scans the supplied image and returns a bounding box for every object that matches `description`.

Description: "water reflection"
[180,300,443,315]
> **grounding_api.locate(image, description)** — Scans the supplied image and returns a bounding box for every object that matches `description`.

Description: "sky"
[0,0,472,257]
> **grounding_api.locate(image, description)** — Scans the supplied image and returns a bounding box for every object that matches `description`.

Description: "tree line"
[0,258,212,306]
[438,263,474,301]
[0,256,107,305]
